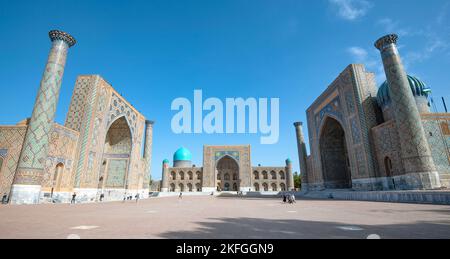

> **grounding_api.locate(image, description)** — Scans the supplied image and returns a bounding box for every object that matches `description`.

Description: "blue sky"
[1,0,449,180]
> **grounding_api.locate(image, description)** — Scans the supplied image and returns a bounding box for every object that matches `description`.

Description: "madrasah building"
[1,30,449,205]
[294,34,450,192]
[0,31,154,204]
[160,146,294,193]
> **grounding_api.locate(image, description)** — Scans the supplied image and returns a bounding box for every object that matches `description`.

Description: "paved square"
[0,196,449,239]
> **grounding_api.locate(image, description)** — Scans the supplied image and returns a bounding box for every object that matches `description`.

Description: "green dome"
[173,147,192,161]
[377,75,431,107]
[163,159,169,164]
[286,158,292,164]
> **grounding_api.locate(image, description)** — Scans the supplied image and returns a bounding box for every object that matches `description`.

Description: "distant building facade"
[161,146,294,193]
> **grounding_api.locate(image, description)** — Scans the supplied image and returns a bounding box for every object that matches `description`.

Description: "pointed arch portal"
[102,116,132,189]
[319,117,352,189]
[216,155,239,191]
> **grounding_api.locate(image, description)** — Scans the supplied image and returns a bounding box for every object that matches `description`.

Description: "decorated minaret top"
[49,30,76,47]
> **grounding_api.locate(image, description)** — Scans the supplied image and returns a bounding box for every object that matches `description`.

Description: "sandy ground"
[0,196,449,239]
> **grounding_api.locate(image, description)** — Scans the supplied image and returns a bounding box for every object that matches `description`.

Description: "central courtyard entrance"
[216,156,239,191]
[319,117,352,189]
[99,117,132,194]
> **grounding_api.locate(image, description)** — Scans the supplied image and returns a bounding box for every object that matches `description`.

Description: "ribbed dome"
[377,75,431,107]
[173,147,192,161]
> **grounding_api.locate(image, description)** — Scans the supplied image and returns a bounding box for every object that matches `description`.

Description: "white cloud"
[347,47,368,61]
[347,46,385,83]
[404,38,449,68]
[329,0,373,21]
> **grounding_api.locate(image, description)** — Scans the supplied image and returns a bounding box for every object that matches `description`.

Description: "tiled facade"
[298,35,450,192]
[162,145,295,193]
[0,31,153,204]
[0,76,153,203]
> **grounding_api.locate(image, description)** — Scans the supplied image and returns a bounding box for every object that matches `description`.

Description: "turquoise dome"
[173,147,192,161]
[286,158,292,164]
[163,159,169,164]
[377,75,431,107]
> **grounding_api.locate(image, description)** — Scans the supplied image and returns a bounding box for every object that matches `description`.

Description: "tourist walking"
[135,193,140,203]
[282,193,287,203]
[71,192,76,204]
[99,193,104,202]
[179,192,183,199]
[291,193,296,203]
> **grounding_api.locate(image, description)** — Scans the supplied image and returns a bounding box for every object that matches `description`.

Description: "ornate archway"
[101,117,132,190]
[319,116,352,189]
[216,155,239,191]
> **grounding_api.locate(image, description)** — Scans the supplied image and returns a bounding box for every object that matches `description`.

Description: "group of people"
[282,192,296,204]
[123,193,140,203]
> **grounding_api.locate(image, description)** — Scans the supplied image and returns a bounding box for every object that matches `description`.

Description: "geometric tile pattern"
[315,97,343,135]
[41,125,79,189]
[107,93,138,138]
[377,36,437,174]
[65,77,92,132]
[423,120,450,173]
[214,151,240,161]
[73,76,98,188]
[0,127,26,194]
[350,118,361,144]
[203,145,252,188]
[305,64,380,190]
[371,122,404,178]
[15,39,70,186]
[142,121,153,188]
[105,159,128,188]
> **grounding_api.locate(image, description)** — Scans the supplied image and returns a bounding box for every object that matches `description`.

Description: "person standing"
[179,192,183,199]
[71,192,76,204]
[135,193,140,203]
[99,193,104,202]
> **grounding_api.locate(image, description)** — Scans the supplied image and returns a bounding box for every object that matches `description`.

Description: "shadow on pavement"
[158,217,450,239]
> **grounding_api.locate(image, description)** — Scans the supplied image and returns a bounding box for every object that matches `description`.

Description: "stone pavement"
[0,196,449,239]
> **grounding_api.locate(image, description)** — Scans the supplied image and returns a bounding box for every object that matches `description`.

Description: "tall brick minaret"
[143,120,154,190]
[375,34,440,189]
[294,122,308,190]
[10,30,76,204]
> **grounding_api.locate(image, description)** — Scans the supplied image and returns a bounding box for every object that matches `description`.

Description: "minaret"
[294,122,308,190]
[10,30,76,204]
[375,34,440,189]
[285,159,295,191]
[161,159,169,192]
[143,120,154,188]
